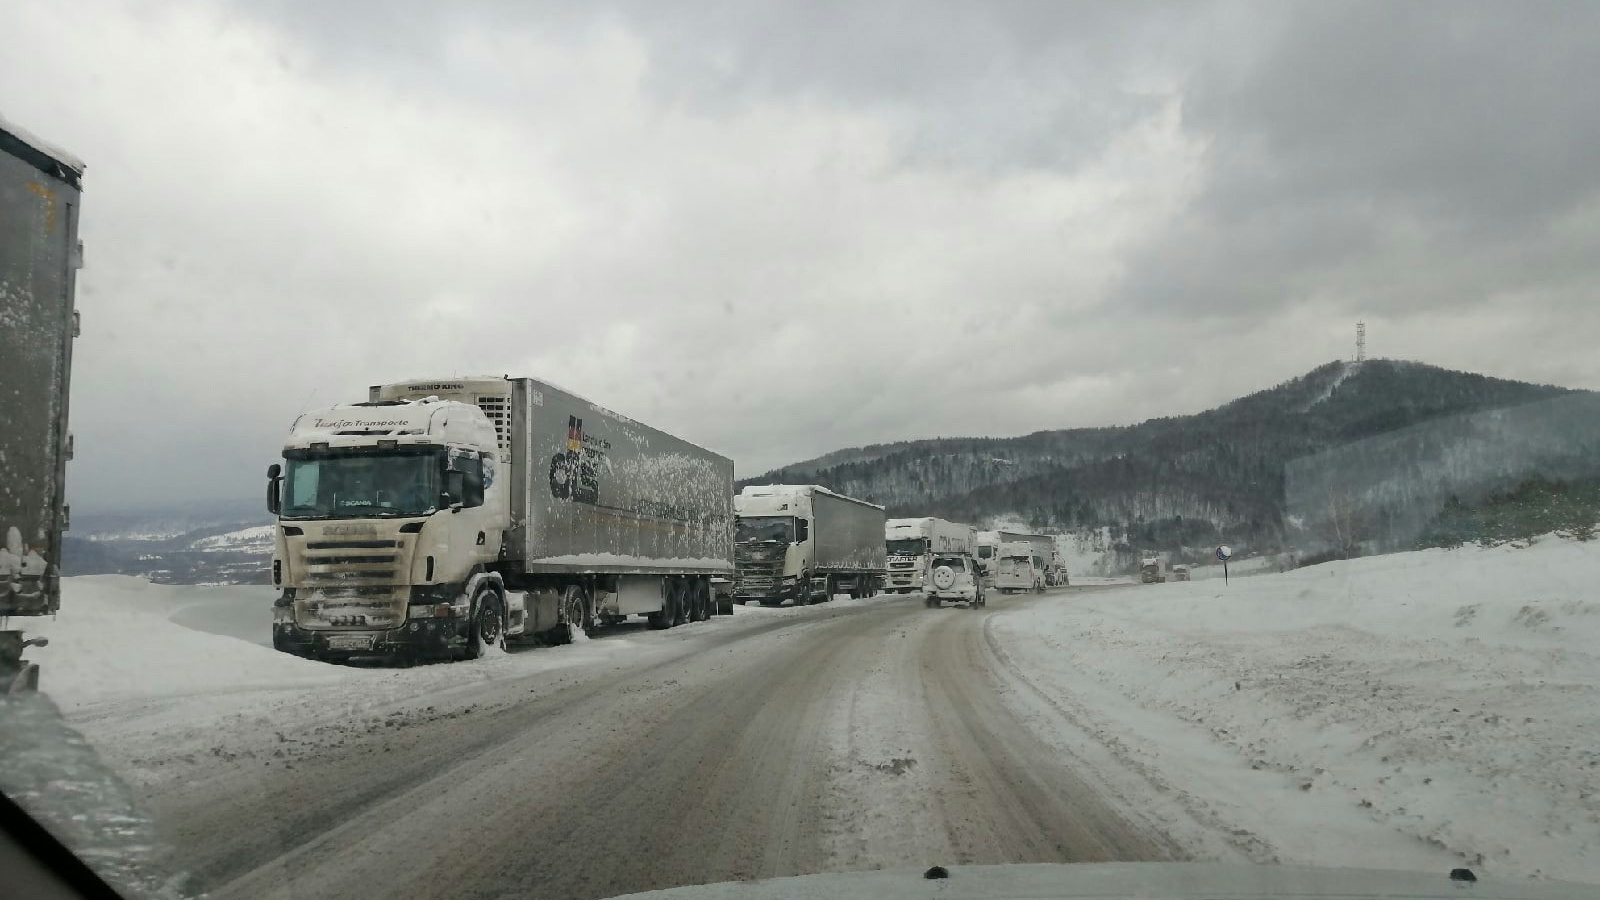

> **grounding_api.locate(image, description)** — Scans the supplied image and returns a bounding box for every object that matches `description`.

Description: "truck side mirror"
[267,464,282,515]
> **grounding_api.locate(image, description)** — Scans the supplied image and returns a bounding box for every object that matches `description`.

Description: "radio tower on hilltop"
[1355,321,1367,364]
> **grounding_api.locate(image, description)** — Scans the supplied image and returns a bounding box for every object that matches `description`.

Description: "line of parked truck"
[2,114,1080,676]
[252,373,1088,663]
[0,123,1079,672]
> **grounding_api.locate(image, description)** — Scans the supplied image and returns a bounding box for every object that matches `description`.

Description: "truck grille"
[301,539,400,586]
[735,544,785,593]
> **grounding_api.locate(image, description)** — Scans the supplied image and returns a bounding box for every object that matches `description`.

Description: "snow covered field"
[990,536,1600,884]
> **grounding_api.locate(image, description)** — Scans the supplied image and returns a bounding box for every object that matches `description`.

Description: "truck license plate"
[326,634,375,651]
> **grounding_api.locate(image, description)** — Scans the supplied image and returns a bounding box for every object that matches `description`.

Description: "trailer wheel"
[672,579,691,626]
[648,579,677,629]
[689,579,711,622]
[551,584,591,645]
[465,586,503,659]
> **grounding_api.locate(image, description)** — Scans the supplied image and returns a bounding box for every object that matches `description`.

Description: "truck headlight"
[781,575,797,583]
[273,605,293,624]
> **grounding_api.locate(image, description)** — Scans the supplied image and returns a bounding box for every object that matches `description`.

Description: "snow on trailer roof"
[0,112,85,189]
[378,374,733,462]
[285,398,494,448]
[737,484,886,510]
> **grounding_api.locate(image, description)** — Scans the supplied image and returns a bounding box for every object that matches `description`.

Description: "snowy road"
[114,587,1171,900]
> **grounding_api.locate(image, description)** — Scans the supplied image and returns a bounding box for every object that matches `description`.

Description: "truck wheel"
[648,580,677,629]
[690,579,711,622]
[465,586,503,660]
[672,579,691,626]
[551,584,590,645]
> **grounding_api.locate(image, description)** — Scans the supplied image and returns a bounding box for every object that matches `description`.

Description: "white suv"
[924,556,985,608]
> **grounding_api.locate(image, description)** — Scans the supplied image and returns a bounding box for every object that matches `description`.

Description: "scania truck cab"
[269,399,506,661]
[734,485,885,605]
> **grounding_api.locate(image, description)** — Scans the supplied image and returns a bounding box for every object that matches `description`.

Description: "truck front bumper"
[734,580,809,605]
[273,617,468,661]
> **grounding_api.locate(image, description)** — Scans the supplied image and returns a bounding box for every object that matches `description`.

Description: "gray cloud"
[3,1,1598,512]
[1115,1,1600,318]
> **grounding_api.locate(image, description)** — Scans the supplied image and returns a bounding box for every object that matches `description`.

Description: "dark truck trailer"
[0,117,84,693]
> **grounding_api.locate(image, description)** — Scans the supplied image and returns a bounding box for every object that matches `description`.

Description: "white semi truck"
[884,517,976,593]
[267,376,735,662]
[0,118,84,694]
[734,485,886,605]
[1140,555,1169,584]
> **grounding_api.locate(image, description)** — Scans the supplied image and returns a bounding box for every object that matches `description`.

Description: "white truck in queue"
[993,540,1047,593]
[1141,555,1169,584]
[884,516,976,593]
[734,485,886,605]
[0,118,84,694]
[266,376,735,663]
[977,530,1067,587]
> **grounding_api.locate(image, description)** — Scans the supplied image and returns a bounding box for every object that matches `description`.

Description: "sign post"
[1216,545,1232,584]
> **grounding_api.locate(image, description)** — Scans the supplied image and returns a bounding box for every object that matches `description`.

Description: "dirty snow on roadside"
[988,536,1600,884]
[35,577,660,789]
[31,576,867,790]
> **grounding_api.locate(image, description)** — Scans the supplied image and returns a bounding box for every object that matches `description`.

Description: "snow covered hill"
[990,535,1600,884]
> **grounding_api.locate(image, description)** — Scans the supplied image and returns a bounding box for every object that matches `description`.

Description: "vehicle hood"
[605,862,1593,900]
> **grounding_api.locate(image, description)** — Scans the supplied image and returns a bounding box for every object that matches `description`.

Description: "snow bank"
[39,576,646,716]
[190,524,275,550]
[42,577,338,709]
[991,537,1600,884]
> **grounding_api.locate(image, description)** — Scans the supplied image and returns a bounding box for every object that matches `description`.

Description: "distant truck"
[885,517,975,593]
[267,376,735,663]
[1171,564,1191,582]
[0,117,84,694]
[1140,556,1168,584]
[993,541,1046,594]
[734,485,885,605]
[978,529,1065,587]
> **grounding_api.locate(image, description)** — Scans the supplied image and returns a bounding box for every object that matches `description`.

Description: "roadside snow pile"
[42,577,344,709]
[40,576,638,716]
[992,536,1600,885]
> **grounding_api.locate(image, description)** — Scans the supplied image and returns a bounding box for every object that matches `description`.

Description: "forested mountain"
[741,360,1577,550]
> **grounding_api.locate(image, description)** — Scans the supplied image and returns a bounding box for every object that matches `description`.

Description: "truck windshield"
[886,539,926,556]
[736,516,794,543]
[282,449,441,519]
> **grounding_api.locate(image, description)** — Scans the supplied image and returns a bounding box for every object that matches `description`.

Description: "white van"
[994,542,1045,594]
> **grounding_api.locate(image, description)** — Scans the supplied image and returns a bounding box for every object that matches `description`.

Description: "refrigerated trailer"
[267,376,734,662]
[885,517,976,593]
[0,117,84,694]
[734,485,886,604]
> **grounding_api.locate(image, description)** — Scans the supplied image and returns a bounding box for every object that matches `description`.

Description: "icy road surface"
[43,585,1173,900]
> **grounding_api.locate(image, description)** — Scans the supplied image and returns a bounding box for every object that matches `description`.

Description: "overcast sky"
[5,1,1599,510]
